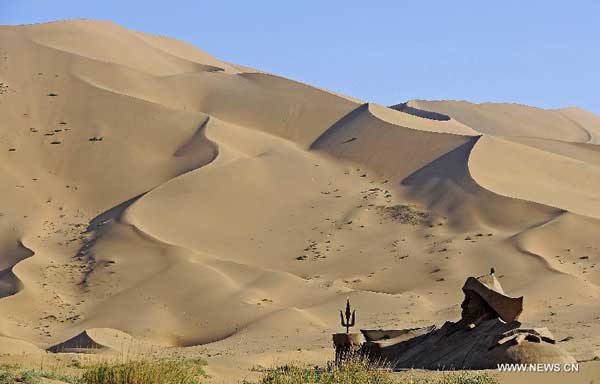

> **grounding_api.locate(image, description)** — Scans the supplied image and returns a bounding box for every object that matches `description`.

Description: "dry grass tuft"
[399,369,499,384]
[0,357,206,384]
[250,357,394,384]
[82,358,206,384]
[249,357,499,384]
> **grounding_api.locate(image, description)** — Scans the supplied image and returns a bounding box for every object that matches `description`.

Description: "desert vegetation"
[0,358,207,384]
[376,204,431,225]
[0,357,502,384]
[249,358,499,384]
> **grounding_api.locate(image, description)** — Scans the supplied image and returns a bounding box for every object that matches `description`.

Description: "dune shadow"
[390,102,451,121]
[0,241,34,299]
[309,103,369,149]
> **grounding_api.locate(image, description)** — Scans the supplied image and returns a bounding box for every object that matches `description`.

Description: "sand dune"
[310,103,475,181]
[408,99,600,142]
[24,19,238,75]
[469,136,600,219]
[1,19,600,382]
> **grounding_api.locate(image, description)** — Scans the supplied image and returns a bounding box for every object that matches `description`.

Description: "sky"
[1,0,599,113]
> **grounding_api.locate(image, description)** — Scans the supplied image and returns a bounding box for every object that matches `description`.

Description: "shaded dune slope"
[389,102,451,121]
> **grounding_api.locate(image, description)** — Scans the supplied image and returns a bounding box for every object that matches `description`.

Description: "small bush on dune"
[255,357,395,384]
[253,357,499,384]
[0,368,81,384]
[0,370,16,384]
[1,358,207,384]
[82,358,206,384]
[401,370,499,384]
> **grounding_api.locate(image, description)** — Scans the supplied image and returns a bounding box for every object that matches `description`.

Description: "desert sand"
[1,19,600,382]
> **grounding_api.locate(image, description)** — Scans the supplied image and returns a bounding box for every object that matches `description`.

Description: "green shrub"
[0,368,81,384]
[395,369,499,384]
[82,358,206,384]
[255,358,395,384]
[0,370,17,384]
[252,358,499,384]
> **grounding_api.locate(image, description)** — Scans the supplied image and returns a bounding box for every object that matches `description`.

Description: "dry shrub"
[82,358,206,384]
